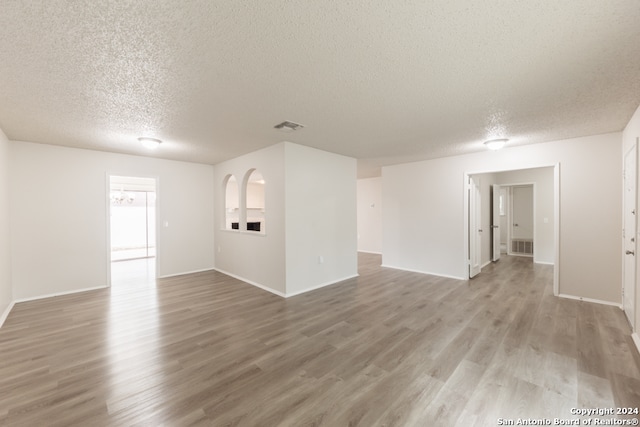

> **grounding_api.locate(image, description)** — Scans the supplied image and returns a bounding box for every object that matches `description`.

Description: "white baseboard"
[0,300,15,328]
[380,264,466,281]
[285,274,359,298]
[507,253,533,258]
[214,269,359,298]
[632,333,640,356]
[357,250,382,255]
[481,260,492,269]
[158,267,216,279]
[558,293,623,309]
[14,285,109,304]
[213,268,286,298]
[534,261,555,266]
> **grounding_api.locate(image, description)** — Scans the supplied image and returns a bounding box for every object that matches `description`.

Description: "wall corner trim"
[380,264,467,281]
[284,274,359,298]
[632,333,640,357]
[158,267,216,279]
[213,269,359,299]
[213,268,286,298]
[14,285,109,304]
[0,300,16,329]
[557,293,623,309]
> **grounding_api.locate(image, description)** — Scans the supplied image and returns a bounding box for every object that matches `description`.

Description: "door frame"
[491,184,501,262]
[623,143,637,330]
[463,164,560,296]
[469,176,482,278]
[106,173,160,287]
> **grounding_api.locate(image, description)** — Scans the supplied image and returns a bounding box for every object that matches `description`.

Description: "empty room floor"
[1,254,639,426]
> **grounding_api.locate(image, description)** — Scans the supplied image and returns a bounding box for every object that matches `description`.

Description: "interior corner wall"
[623,103,640,332]
[285,142,358,296]
[383,132,622,304]
[357,177,382,254]
[0,128,12,323]
[213,143,286,295]
[10,141,215,301]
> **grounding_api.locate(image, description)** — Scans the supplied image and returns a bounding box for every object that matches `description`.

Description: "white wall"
[285,143,358,295]
[0,127,12,325]
[383,133,621,304]
[357,177,382,254]
[213,142,357,297]
[623,104,640,333]
[383,158,467,279]
[213,143,287,295]
[10,141,215,300]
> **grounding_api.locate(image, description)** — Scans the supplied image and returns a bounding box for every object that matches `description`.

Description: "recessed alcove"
[223,174,239,230]
[243,169,265,234]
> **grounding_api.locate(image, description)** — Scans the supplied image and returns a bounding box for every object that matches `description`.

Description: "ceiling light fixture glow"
[484,138,508,150]
[138,137,162,149]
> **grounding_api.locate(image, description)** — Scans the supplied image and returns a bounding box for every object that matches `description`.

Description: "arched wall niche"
[242,169,265,234]
[223,174,239,230]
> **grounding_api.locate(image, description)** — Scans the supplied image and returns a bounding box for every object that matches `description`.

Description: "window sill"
[220,228,266,237]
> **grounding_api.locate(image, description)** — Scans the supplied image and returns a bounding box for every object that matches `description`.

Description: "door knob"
[491,225,499,229]
[478,229,483,233]
[626,250,635,255]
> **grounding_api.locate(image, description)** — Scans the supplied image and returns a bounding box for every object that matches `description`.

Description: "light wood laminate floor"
[1,254,639,426]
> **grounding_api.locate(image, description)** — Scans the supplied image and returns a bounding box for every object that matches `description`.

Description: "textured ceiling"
[1,1,639,177]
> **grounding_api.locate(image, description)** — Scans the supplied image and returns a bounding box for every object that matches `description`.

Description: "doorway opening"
[465,165,559,294]
[109,175,157,287]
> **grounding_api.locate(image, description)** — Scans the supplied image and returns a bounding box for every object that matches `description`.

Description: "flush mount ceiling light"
[484,138,509,150]
[274,121,304,132]
[138,137,162,149]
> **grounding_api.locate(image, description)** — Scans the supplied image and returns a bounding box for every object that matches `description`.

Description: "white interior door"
[469,177,482,278]
[491,184,501,262]
[623,144,636,329]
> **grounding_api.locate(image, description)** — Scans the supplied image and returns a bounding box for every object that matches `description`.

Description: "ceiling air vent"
[274,121,305,132]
